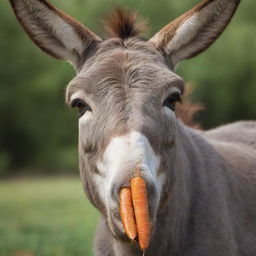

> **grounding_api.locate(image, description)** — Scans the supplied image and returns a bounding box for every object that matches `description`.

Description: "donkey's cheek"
[79,111,93,126]
[93,168,111,204]
[78,112,93,148]
[162,106,176,118]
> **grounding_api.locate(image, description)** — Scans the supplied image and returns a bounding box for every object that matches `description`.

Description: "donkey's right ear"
[10,0,102,70]
[149,0,240,69]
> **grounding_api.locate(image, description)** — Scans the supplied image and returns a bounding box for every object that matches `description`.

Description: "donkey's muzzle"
[108,175,159,242]
[97,132,161,240]
[119,177,151,250]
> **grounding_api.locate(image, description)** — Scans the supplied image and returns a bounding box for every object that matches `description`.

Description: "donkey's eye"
[163,92,181,111]
[71,99,91,117]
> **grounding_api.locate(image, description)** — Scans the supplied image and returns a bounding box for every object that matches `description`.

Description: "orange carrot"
[131,177,150,252]
[120,187,137,240]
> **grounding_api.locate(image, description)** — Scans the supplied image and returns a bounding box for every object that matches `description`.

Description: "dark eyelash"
[71,99,90,109]
[164,92,182,105]
[71,99,82,108]
[71,99,91,118]
[163,92,182,111]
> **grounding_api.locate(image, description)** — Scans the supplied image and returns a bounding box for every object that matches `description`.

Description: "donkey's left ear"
[149,0,240,68]
[10,0,103,71]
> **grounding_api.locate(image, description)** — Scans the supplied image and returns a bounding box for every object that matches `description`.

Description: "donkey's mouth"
[107,177,156,252]
[108,208,130,241]
[108,206,156,251]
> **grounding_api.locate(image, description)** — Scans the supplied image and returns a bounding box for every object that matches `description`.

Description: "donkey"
[9,0,256,255]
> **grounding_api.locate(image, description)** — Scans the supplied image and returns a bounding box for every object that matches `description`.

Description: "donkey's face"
[10,0,240,240]
[66,37,184,237]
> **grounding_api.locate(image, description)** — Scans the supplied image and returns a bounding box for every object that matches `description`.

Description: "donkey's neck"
[146,121,203,255]
[156,121,230,255]
[145,121,228,255]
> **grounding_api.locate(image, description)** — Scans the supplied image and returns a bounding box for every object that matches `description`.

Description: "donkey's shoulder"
[204,121,256,150]
[202,121,256,172]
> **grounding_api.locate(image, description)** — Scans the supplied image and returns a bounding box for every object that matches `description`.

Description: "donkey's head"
[10,0,240,240]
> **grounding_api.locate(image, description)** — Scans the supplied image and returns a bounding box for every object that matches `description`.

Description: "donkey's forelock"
[104,7,147,40]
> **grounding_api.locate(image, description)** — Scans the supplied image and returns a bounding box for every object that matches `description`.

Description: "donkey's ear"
[10,0,102,70]
[149,0,240,68]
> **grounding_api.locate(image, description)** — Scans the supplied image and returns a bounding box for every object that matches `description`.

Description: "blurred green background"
[0,178,99,256]
[0,0,255,255]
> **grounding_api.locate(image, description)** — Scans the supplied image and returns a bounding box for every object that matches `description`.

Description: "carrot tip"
[131,177,150,251]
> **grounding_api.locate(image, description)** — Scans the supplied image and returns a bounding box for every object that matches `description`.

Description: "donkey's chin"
[107,208,130,241]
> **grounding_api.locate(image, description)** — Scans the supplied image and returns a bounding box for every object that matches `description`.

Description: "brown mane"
[104,7,146,39]
[176,85,204,129]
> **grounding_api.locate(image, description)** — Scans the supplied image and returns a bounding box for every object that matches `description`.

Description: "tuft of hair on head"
[104,7,147,39]
[176,84,204,129]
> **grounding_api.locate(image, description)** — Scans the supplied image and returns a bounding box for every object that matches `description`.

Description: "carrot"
[120,187,137,240]
[131,177,150,252]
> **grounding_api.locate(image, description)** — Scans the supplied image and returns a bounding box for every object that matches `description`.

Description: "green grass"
[0,177,99,256]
